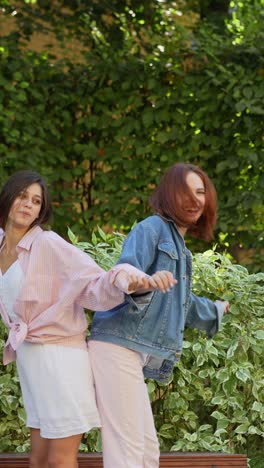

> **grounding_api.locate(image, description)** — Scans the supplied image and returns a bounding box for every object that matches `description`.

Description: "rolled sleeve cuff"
[214,300,225,332]
[109,263,147,294]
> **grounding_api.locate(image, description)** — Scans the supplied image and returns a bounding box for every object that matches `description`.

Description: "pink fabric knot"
[8,320,28,351]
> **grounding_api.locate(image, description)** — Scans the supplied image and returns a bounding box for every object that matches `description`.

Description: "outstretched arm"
[185,292,229,338]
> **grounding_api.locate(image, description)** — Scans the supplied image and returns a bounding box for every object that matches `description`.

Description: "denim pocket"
[126,291,154,314]
[157,242,179,260]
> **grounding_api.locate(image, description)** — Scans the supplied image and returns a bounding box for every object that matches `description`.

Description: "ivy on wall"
[0,1,263,271]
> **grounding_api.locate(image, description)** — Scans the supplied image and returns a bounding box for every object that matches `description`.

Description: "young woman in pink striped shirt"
[0,170,176,468]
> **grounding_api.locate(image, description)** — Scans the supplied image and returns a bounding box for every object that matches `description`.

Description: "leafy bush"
[0,228,263,466]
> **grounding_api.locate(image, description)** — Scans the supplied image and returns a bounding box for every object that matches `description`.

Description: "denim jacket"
[90,215,224,383]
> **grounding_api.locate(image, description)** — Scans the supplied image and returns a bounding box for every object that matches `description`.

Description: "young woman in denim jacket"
[0,170,174,468]
[89,163,230,468]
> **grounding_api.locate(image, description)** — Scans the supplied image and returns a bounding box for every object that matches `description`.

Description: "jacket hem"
[89,334,175,360]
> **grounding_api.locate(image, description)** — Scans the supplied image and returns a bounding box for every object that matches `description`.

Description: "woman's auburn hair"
[149,163,217,241]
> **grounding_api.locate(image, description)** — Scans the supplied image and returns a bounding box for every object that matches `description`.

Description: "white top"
[0,260,24,321]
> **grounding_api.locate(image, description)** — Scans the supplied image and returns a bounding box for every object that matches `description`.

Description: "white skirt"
[16,342,101,439]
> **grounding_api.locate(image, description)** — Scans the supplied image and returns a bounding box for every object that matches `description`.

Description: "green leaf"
[147,382,156,394]
[255,330,264,340]
[211,395,226,405]
[235,423,250,434]
[252,402,263,412]
[67,227,78,244]
[97,226,107,241]
[226,341,239,359]
[235,368,251,382]
[211,411,227,420]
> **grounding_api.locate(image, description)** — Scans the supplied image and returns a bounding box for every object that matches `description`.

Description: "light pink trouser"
[89,341,160,468]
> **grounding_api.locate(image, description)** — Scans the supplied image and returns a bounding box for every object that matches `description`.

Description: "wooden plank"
[158,453,248,467]
[0,452,248,468]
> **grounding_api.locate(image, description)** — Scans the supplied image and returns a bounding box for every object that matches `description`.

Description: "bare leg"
[30,429,82,468]
[30,429,49,468]
[47,433,82,468]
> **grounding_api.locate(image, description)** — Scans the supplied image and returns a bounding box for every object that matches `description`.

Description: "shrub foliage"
[0,228,263,466]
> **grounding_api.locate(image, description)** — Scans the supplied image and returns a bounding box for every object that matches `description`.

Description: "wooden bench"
[0,452,248,467]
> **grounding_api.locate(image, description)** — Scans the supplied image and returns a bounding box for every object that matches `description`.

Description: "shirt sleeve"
[32,231,148,311]
[76,260,148,310]
[185,292,224,338]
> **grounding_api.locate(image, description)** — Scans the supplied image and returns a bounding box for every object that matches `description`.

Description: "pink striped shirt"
[0,226,145,365]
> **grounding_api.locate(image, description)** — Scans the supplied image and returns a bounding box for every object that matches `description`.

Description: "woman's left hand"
[147,271,177,293]
[114,270,177,294]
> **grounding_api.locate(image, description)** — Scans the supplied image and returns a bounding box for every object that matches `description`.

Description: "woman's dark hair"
[150,163,217,241]
[0,170,52,229]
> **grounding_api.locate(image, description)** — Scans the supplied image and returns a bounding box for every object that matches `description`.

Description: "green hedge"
[0,1,263,271]
[0,229,263,467]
